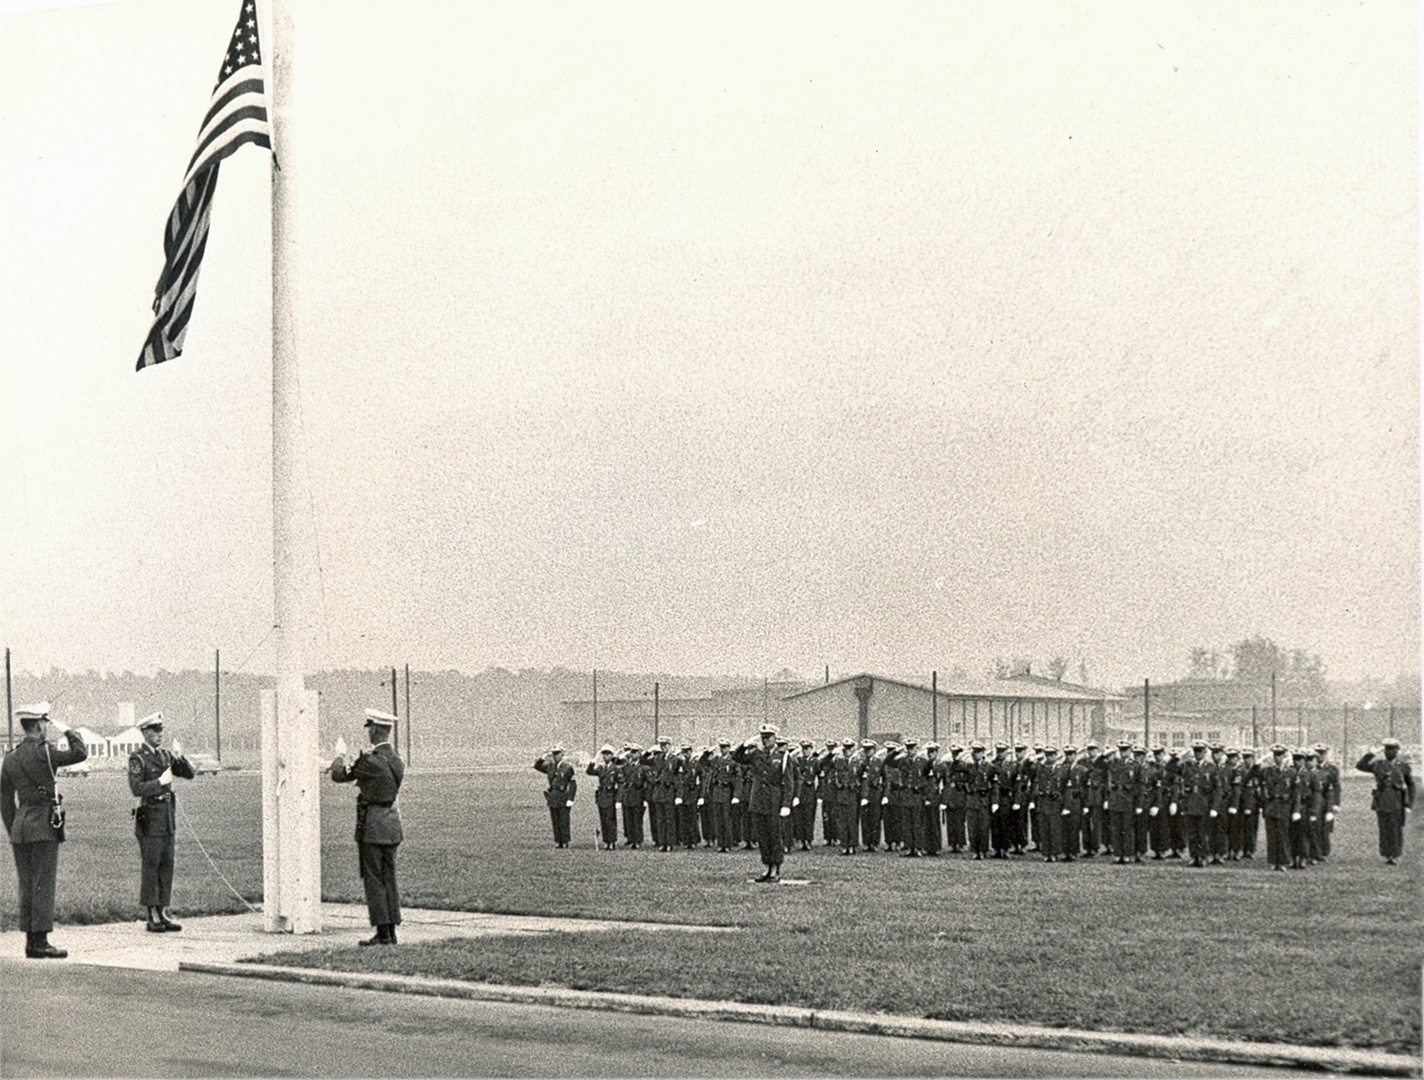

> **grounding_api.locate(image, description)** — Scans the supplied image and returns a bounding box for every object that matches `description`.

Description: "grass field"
[4,765,1419,1052]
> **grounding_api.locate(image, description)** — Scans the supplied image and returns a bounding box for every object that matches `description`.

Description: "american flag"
[137,0,271,371]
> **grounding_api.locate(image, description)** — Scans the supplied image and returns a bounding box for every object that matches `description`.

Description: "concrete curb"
[179,961,1420,1076]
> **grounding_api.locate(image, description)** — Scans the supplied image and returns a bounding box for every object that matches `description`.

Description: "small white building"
[72,726,108,759]
[108,726,145,758]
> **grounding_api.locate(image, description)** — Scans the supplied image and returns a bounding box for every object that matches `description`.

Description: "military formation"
[537,726,1415,874]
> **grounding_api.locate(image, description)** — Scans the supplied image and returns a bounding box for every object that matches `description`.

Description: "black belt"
[363,800,394,808]
[18,797,53,806]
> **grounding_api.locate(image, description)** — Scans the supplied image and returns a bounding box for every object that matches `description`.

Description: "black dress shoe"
[26,943,68,959]
[146,921,168,933]
[359,932,389,946]
[160,918,183,932]
[755,870,774,882]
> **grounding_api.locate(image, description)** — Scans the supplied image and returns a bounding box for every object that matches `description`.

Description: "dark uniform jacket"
[731,742,795,815]
[1259,760,1296,819]
[967,759,997,807]
[828,751,860,805]
[534,754,577,809]
[860,752,886,805]
[586,758,620,807]
[129,742,196,836]
[939,757,968,808]
[1357,752,1414,814]
[1106,755,1137,813]
[2,731,88,844]
[1180,756,1217,816]
[333,743,405,844]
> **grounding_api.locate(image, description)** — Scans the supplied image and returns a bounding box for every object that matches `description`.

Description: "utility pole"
[1144,678,1151,749]
[215,648,221,761]
[5,647,12,751]
[1252,705,1258,751]
[1342,704,1349,763]
[932,671,938,742]
[404,663,411,766]
[390,665,399,755]
[653,682,660,744]
[824,665,829,685]
[1270,671,1277,746]
[592,669,598,754]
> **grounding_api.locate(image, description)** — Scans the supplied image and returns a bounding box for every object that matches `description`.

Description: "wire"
[177,796,259,914]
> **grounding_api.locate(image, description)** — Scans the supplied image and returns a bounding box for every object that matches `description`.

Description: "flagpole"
[264,0,322,934]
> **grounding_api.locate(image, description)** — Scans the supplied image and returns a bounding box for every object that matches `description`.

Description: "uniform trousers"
[137,828,177,907]
[730,801,747,845]
[358,841,401,926]
[751,811,784,868]
[795,798,816,845]
[10,842,59,933]
[712,799,733,850]
[1061,809,1080,856]
[822,797,837,843]
[898,800,926,854]
[1134,810,1151,857]
[1210,815,1229,857]
[835,800,858,852]
[1263,813,1290,866]
[1239,807,1259,855]
[547,805,572,846]
[676,803,699,847]
[883,802,902,848]
[1109,810,1135,858]
[1085,804,1104,853]
[922,803,941,854]
[622,799,645,846]
[1169,810,1187,853]
[860,800,882,848]
[967,805,992,855]
[1149,810,1169,855]
[596,803,618,846]
[650,801,673,847]
[1375,810,1406,859]
[991,808,1012,854]
[1288,816,1310,862]
[1185,813,1210,861]
[944,805,966,850]
[1037,800,1061,857]
[1318,814,1333,857]
[700,800,715,844]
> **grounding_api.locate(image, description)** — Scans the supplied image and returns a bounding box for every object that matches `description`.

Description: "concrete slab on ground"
[0,903,729,972]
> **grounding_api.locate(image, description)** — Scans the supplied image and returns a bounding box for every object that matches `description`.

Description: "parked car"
[56,761,90,777]
[187,753,222,776]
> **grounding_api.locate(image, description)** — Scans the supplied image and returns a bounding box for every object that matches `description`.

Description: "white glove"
[675,798,682,806]
[1228,807,1236,815]
[1291,811,1301,821]
[1012,803,1020,812]
[1169,802,1178,815]
[614,802,622,810]
[1149,806,1158,817]
[158,767,174,786]
[1331,806,1340,814]
[334,736,348,758]
[860,798,868,806]
[172,738,185,757]
[565,800,574,808]
[779,806,791,817]
[1135,807,1142,815]
[1103,801,1109,811]
[1028,802,1035,811]
[1325,812,1334,822]
[881,797,889,805]
[1062,808,1070,817]
[697,798,705,806]
[1083,806,1089,814]
[1209,809,1217,818]
[792,797,800,807]
[991,803,999,813]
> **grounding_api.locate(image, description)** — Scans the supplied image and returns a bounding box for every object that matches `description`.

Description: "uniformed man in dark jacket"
[708,739,736,852]
[829,738,860,855]
[618,744,646,848]
[965,743,995,859]
[1106,741,1137,864]
[940,745,968,853]
[1259,744,1295,870]
[859,741,885,850]
[2,703,87,958]
[1180,740,1216,867]
[1315,744,1341,858]
[331,710,405,945]
[732,725,794,881]
[586,744,620,850]
[534,744,578,848]
[128,711,196,931]
[1357,739,1414,864]
[1235,748,1261,859]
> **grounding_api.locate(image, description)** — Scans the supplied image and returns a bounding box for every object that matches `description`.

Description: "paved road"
[2,960,1291,1078]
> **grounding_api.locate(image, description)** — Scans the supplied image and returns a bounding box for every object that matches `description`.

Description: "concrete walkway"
[0,903,727,972]
[6,906,1418,1076]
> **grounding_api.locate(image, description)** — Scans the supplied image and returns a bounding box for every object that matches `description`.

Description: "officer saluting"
[331,710,405,945]
[534,745,577,848]
[129,711,195,931]
[2,702,87,958]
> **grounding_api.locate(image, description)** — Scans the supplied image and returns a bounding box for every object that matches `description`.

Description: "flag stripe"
[137,0,269,371]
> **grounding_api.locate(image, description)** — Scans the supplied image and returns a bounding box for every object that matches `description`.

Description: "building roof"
[780,672,1120,705]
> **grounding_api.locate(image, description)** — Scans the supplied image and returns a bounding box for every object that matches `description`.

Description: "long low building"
[780,673,1123,749]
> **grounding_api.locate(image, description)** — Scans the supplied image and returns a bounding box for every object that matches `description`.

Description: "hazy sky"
[1,0,1417,686]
